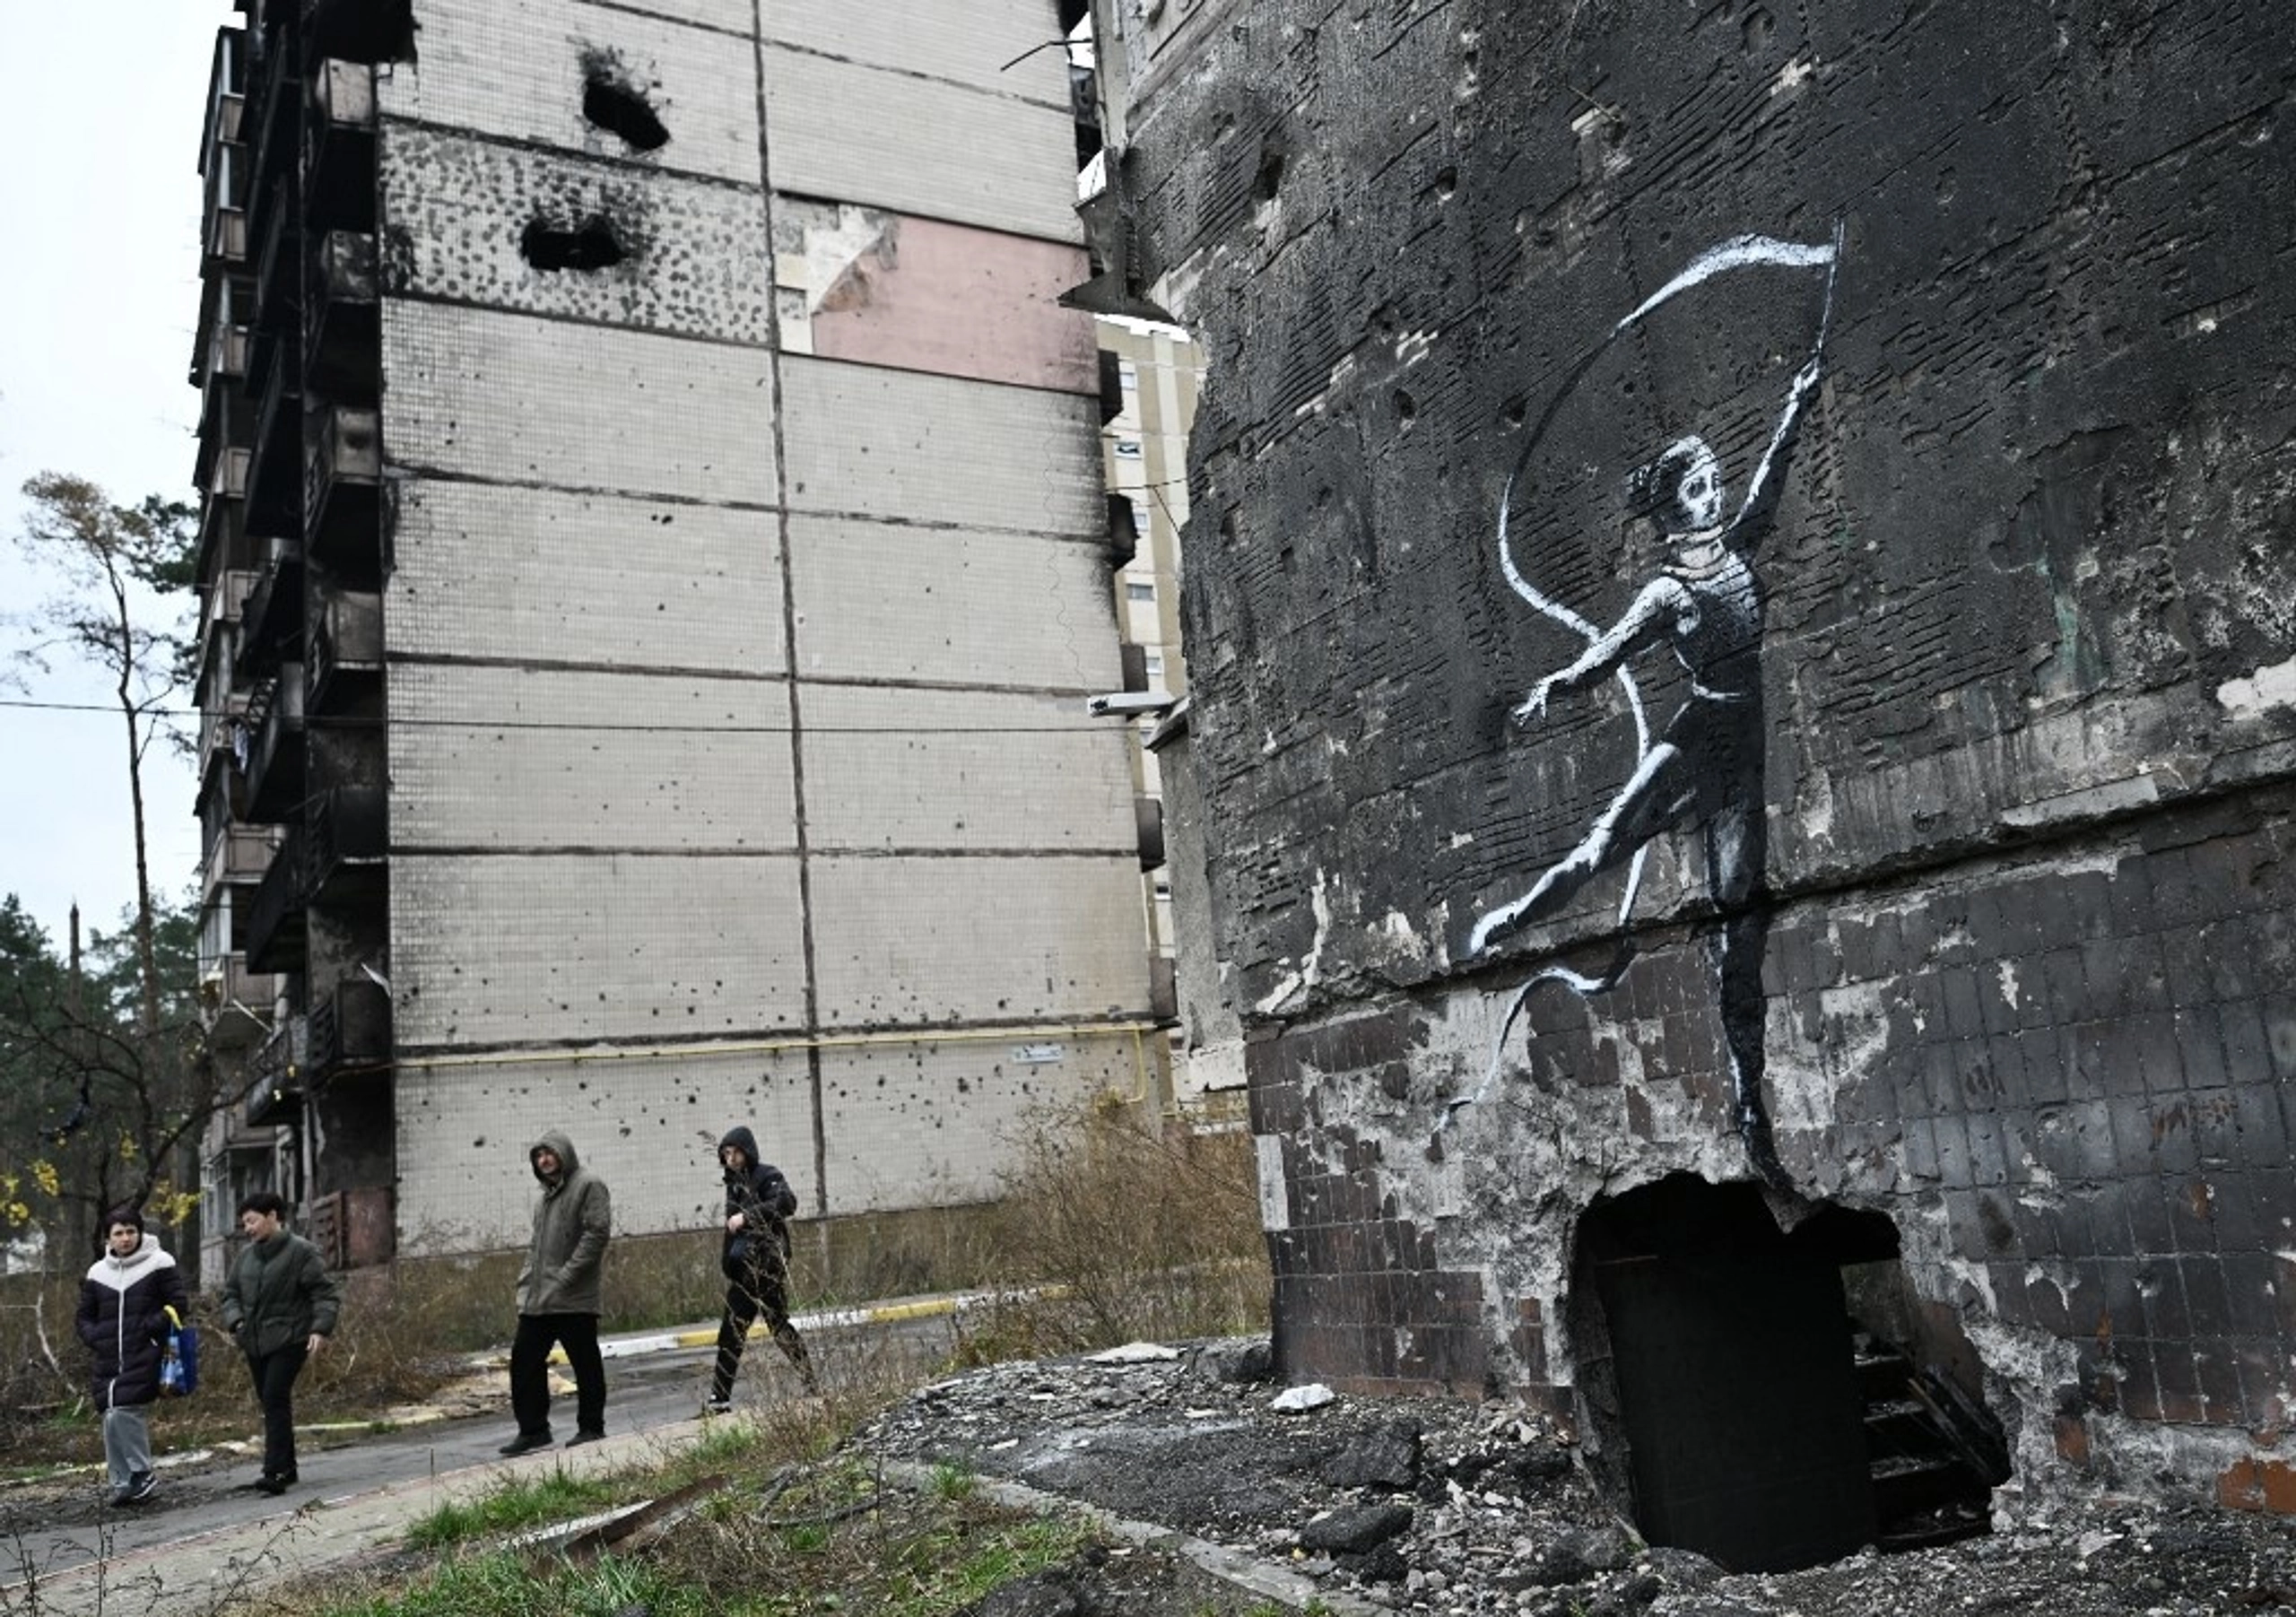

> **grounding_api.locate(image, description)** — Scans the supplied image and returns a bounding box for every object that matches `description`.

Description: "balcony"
[237,551,303,685]
[307,407,382,579]
[246,345,302,537]
[194,324,253,494]
[305,62,377,231]
[204,822,279,896]
[200,953,283,1055]
[244,1014,306,1128]
[305,231,378,403]
[196,705,250,828]
[309,977,390,1079]
[309,785,387,905]
[242,667,306,824]
[198,26,248,165]
[194,445,252,587]
[309,589,382,711]
[248,176,301,394]
[203,204,249,275]
[245,822,308,971]
[247,38,300,203]
[193,566,257,709]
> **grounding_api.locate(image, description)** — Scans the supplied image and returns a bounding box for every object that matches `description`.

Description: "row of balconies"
[243,977,391,1129]
[246,788,388,970]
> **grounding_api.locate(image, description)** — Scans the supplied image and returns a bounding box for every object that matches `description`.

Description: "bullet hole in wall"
[583,72,671,152]
[521,215,628,272]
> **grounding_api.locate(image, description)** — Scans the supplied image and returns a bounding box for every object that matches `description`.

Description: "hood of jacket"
[85,1232,165,1288]
[531,1129,581,1187]
[718,1126,761,1173]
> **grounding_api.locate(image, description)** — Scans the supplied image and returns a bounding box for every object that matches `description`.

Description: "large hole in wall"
[1567,1177,2009,1574]
[582,68,671,152]
[520,215,629,273]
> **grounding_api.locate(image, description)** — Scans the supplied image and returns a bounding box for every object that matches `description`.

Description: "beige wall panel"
[780,359,1101,535]
[396,1047,816,1250]
[390,481,784,673]
[378,126,772,343]
[388,0,760,183]
[818,1039,1143,1215]
[786,515,1117,689]
[394,853,805,1047]
[391,665,796,850]
[762,2,1068,107]
[383,303,778,502]
[802,685,1135,855]
[810,855,1151,1026]
[762,49,1082,245]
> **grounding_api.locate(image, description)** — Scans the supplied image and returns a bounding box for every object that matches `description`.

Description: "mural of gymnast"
[1457,231,1840,1188]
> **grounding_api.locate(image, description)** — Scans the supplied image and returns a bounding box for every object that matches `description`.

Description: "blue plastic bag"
[158,1305,200,1397]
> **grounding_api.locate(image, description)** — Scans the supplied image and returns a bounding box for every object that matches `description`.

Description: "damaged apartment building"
[1093,0,2296,1569]
[187,0,1171,1279]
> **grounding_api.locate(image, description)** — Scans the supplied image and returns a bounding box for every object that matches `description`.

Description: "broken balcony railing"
[237,549,304,688]
[245,820,309,974]
[242,667,307,826]
[304,60,377,230]
[309,590,383,713]
[244,1013,308,1130]
[305,231,378,403]
[309,976,391,1081]
[308,786,388,907]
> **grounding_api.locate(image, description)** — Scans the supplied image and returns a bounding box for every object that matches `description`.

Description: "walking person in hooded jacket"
[219,1191,344,1494]
[75,1206,189,1507]
[704,1125,815,1411]
[500,1130,613,1454]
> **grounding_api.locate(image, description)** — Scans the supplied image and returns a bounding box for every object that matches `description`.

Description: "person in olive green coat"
[499,1130,613,1455]
[219,1192,343,1494]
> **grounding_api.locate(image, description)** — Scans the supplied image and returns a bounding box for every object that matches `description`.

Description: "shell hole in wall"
[1567,1176,2006,1574]
[520,215,629,273]
[582,74,671,152]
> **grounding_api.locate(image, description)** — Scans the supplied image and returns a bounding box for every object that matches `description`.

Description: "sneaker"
[701,1395,733,1415]
[497,1431,553,1456]
[124,1472,159,1505]
[564,1428,606,1447]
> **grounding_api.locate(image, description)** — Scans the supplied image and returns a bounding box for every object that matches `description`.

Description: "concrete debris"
[858,1338,2296,1615]
[1271,1383,1336,1413]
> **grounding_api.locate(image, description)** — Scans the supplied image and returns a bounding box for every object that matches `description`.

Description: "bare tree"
[8,474,197,1045]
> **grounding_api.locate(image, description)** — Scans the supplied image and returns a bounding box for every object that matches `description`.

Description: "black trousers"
[247,1343,309,1478]
[710,1263,812,1399]
[509,1312,606,1437]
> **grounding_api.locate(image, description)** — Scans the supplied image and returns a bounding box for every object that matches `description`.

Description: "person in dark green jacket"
[500,1130,613,1456]
[220,1191,344,1495]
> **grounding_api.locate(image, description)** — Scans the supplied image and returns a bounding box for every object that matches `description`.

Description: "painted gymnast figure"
[1467,354,1822,1184]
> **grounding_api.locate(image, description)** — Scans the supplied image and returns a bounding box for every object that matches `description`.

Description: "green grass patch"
[403,1469,618,1551]
[324,1550,713,1617]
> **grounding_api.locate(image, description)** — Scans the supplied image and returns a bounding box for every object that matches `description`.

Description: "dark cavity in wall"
[579,51,672,152]
[521,215,629,273]
[1567,1177,2004,1572]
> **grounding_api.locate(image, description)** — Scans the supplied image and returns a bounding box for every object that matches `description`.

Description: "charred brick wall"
[1111,0,2296,1508]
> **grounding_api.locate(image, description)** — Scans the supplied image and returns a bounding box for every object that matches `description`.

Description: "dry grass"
[953,1104,1271,1364]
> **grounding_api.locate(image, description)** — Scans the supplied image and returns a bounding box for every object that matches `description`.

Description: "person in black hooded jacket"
[704,1126,814,1410]
[76,1206,188,1508]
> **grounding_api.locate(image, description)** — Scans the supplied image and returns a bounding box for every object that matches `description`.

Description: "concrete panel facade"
[389,665,796,850]
[761,2,1072,107]
[394,853,807,1048]
[389,482,784,672]
[816,1038,1147,1215]
[780,358,1104,533]
[380,302,778,500]
[395,1046,817,1250]
[378,126,774,343]
[787,515,1119,689]
[802,687,1135,854]
[761,48,1084,245]
[387,0,761,183]
[811,855,1154,1027]
[1120,0,2296,1514]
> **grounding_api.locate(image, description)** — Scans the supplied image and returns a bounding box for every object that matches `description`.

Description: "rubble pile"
[859,1340,2296,1616]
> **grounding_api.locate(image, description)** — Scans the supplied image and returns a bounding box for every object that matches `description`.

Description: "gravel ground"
[860,1340,2296,1617]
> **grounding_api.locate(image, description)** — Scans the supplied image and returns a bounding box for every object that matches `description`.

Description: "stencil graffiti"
[1454,230,1842,1187]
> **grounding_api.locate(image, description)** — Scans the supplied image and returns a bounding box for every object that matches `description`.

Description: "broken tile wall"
[1108,0,2296,1509]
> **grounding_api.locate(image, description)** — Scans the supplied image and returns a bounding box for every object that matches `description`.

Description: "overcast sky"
[0,4,229,950]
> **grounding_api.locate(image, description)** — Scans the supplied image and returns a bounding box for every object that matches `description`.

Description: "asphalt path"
[1,1308,958,1608]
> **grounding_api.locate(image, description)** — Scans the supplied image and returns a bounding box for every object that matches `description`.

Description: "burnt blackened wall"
[1114,0,2296,1508]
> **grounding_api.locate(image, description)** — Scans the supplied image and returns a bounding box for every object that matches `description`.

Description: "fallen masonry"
[861,1341,2296,1616]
